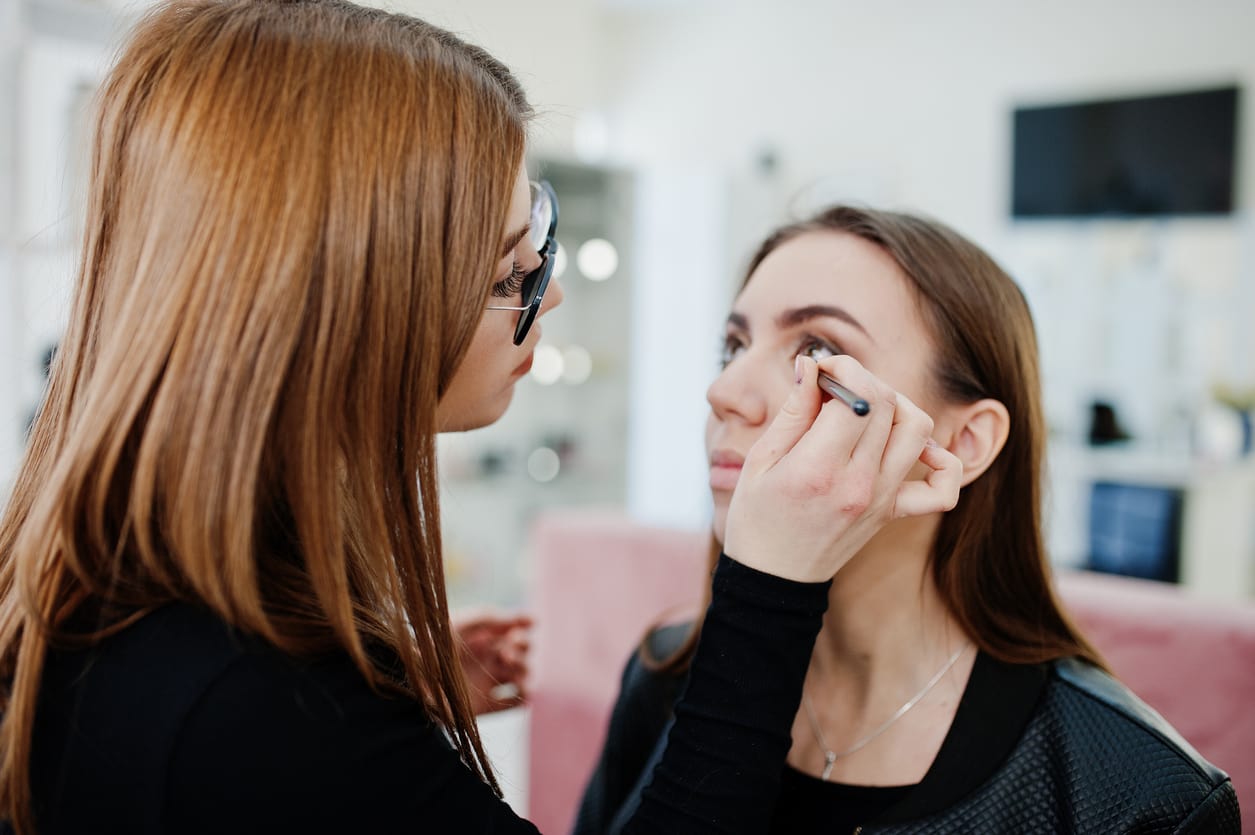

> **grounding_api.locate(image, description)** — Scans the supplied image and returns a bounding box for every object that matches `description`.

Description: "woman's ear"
[942,399,1010,487]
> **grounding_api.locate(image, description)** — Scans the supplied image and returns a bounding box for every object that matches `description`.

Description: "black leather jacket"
[575,625,1240,834]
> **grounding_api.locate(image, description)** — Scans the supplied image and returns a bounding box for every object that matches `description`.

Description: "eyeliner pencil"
[817,371,870,416]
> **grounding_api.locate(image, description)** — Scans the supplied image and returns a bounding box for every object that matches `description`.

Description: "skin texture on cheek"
[437,167,533,432]
[437,317,518,432]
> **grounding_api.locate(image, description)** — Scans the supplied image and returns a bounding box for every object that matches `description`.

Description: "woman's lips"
[709,450,744,492]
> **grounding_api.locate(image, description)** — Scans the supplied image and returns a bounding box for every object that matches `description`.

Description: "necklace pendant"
[821,751,836,781]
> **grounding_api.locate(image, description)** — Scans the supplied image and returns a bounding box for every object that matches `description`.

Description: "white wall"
[598,0,1255,242]
[0,0,22,494]
[1,0,120,497]
[625,167,729,528]
[387,0,608,159]
[587,0,1255,530]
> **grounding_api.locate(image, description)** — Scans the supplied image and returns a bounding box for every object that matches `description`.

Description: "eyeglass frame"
[485,180,559,347]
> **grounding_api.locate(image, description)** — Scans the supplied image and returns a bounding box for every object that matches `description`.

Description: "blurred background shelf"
[1047,441,1255,600]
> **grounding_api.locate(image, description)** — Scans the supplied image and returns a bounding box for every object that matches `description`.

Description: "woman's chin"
[437,391,514,433]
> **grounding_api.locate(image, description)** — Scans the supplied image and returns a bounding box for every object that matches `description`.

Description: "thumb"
[744,355,823,474]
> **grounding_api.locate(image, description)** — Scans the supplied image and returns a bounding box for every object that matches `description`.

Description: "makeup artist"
[575,206,1240,834]
[0,2,963,833]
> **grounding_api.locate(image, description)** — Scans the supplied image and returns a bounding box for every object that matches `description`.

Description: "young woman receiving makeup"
[576,207,1239,834]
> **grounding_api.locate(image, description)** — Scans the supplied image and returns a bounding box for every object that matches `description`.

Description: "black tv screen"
[1011,86,1238,218]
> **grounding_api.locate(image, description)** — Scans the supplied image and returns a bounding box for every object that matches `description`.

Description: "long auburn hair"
[0,0,531,829]
[648,206,1104,674]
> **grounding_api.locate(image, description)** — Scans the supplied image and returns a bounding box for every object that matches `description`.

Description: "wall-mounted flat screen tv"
[1011,86,1238,218]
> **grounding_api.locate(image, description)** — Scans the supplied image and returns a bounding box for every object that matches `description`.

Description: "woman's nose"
[706,356,770,427]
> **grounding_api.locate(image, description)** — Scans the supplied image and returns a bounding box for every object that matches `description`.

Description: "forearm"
[622,554,829,834]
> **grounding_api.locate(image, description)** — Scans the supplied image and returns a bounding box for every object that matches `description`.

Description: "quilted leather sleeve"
[1174,781,1241,834]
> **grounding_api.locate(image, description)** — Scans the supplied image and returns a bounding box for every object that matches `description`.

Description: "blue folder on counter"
[1087,481,1183,583]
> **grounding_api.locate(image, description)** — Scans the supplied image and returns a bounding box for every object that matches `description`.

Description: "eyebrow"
[500,225,531,259]
[778,305,871,340]
[727,305,873,343]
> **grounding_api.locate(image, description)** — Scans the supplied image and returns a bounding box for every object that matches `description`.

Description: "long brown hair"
[0,0,530,829]
[648,206,1103,674]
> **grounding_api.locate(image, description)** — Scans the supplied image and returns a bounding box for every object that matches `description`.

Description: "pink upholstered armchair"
[525,509,1255,835]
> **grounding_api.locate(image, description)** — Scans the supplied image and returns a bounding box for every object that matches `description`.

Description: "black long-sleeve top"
[28,555,829,834]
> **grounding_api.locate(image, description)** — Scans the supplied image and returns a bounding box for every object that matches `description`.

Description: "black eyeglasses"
[486,180,559,346]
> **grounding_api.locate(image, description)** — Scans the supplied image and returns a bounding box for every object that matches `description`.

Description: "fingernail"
[794,355,804,384]
[926,438,938,448]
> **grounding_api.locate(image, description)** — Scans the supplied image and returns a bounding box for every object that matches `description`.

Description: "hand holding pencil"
[722,355,962,583]
[818,370,870,416]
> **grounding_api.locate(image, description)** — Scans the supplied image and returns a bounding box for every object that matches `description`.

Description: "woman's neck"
[809,514,968,712]
[787,514,976,786]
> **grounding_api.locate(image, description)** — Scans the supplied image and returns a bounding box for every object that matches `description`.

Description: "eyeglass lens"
[513,255,551,344]
[528,183,554,252]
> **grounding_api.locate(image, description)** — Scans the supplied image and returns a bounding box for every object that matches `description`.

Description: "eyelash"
[491,263,527,299]
[718,332,844,369]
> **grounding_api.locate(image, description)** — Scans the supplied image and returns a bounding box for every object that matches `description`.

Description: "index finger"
[742,355,826,475]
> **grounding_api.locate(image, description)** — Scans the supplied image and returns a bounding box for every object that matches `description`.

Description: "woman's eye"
[798,336,840,362]
[719,336,747,369]
[491,263,526,299]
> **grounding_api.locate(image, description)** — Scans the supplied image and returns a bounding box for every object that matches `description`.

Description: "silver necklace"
[802,643,970,780]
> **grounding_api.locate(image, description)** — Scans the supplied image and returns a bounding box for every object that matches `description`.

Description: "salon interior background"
[3,0,1255,605]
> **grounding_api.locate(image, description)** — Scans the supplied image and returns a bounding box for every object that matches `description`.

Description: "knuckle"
[838,473,875,515]
[842,497,871,516]
[898,396,932,435]
[918,412,936,438]
[777,399,805,420]
[793,468,836,497]
[841,494,871,516]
